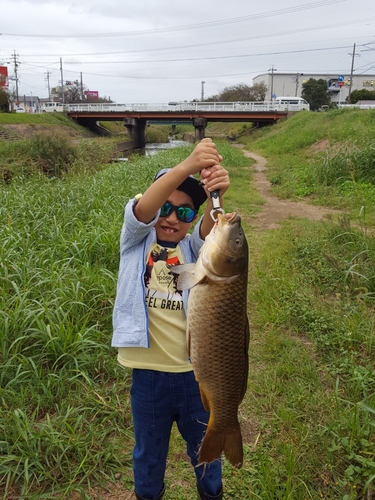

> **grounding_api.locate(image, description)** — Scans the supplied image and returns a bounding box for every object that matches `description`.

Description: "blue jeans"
[130,369,222,499]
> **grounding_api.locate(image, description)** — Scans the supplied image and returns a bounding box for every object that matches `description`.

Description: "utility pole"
[12,50,20,102]
[269,65,276,100]
[201,81,206,101]
[348,43,356,103]
[80,72,84,101]
[60,58,64,104]
[295,73,303,96]
[44,71,52,101]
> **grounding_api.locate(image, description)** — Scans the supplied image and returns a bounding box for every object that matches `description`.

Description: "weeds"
[2,117,375,498]
[0,140,250,498]
[0,131,115,181]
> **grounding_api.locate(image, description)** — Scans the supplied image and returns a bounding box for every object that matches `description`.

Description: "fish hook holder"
[210,190,225,222]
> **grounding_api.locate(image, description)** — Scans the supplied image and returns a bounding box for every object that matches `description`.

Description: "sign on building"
[84,91,99,99]
[0,66,8,88]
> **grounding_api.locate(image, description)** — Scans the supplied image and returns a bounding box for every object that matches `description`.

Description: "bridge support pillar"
[123,118,147,149]
[193,118,207,141]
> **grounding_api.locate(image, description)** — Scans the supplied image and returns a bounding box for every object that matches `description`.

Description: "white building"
[253,72,375,103]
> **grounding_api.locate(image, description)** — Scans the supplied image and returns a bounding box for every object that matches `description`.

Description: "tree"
[348,89,375,103]
[301,78,330,111]
[50,84,113,103]
[204,83,268,102]
[0,88,9,112]
[85,95,113,103]
[51,82,84,103]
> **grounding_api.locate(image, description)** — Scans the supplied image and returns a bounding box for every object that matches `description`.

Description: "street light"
[201,81,206,101]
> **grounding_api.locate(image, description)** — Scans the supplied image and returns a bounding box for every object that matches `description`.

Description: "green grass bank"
[1,109,375,499]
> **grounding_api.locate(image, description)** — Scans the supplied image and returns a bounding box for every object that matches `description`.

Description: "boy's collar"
[157,239,178,249]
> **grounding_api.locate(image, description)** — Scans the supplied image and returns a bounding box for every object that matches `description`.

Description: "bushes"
[28,134,78,176]
[315,141,375,186]
[0,134,115,182]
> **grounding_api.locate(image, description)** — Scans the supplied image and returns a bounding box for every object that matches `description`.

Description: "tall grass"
[0,140,249,498]
[1,164,135,498]
[315,142,375,186]
[2,127,375,498]
[0,133,115,181]
[249,217,375,498]
[241,108,375,220]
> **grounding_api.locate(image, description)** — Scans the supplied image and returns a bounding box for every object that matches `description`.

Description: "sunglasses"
[159,201,198,223]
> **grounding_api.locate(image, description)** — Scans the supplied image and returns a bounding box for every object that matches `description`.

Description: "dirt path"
[238,148,342,230]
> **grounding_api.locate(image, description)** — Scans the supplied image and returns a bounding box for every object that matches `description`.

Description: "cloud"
[1,0,374,103]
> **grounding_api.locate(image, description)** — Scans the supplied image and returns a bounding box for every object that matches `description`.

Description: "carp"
[172,212,249,468]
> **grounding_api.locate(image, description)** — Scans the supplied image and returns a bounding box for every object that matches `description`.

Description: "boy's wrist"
[177,158,196,178]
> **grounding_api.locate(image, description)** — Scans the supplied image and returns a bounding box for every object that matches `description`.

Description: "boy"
[112,139,230,500]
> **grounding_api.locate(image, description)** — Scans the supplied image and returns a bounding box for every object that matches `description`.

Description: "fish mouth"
[217,212,240,224]
[211,212,240,238]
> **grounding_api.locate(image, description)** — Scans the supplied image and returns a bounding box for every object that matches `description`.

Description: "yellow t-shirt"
[118,242,193,373]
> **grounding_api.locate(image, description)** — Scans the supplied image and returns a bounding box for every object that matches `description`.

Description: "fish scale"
[188,275,249,459]
[172,212,249,468]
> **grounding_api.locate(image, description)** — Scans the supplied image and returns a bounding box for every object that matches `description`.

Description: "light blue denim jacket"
[111,197,204,348]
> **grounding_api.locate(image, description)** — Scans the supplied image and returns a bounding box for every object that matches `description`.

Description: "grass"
[241,108,375,220]
[0,133,116,181]
[0,111,85,129]
[1,111,375,498]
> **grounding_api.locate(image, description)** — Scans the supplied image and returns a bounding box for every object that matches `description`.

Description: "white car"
[15,107,26,113]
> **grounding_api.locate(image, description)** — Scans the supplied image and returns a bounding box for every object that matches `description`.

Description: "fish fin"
[169,263,196,275]
[198,428,224,466]
[186,328,191,358]
[169,263,207,290]
[223,426,243,469]
[245,316,250,351]
[198,425,243,469]
[240,318,250,399]
[177,273,200,290]
[199,386,211,412]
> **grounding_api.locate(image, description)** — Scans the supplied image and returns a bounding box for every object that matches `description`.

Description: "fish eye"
[235,238,242,245]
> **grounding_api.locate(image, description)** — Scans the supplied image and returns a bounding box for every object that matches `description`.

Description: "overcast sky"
[1,0,374,103]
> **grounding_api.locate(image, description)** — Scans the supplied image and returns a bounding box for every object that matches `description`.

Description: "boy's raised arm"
[134,141,221,224]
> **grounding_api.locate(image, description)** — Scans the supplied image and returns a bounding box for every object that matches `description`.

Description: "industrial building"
[253,72,375,103]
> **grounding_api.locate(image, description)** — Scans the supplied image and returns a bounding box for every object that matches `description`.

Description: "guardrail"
[63,101,308,113]
[337,104,375,110]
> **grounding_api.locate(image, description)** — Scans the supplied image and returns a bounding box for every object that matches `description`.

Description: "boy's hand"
[200,164,230,198]
[184,139,222,175]
[198,139,229,197]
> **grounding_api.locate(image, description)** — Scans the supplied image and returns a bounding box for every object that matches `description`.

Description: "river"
[115,138,190,162]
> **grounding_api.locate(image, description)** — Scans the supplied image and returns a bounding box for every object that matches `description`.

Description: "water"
[114,139,190,162]
[145,139,190,157]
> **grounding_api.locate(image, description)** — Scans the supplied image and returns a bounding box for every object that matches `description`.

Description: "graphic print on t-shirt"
[144,245,181,298]
[117,242,191,371]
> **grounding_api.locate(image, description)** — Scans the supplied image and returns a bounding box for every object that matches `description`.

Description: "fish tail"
[198,426,243,469]
[223,426,243,469]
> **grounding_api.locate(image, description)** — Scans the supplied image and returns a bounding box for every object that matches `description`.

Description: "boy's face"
[154,189,197,243]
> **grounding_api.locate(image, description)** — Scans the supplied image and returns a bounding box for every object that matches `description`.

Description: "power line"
[30,44,355,66]
[10,17,375,60]
[0,0,347,38]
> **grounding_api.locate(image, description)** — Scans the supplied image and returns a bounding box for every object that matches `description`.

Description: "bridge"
[65,101,297,148]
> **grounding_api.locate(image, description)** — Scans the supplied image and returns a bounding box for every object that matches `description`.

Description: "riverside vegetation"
[0,109,375,499]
